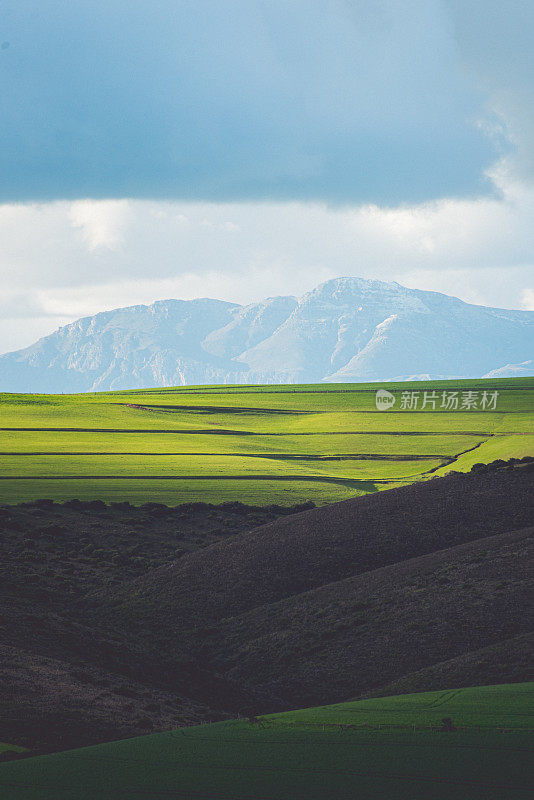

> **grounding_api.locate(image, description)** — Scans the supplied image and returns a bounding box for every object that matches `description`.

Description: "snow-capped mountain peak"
[1,278,532,391]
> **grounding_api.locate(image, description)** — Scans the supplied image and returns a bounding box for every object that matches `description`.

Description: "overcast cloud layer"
[0,1,532,353]
[0,0,506,204]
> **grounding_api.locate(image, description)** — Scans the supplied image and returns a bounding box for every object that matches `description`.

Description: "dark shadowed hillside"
[0,461,532,754]
[200,527,532,706]
[0,643,214,753]
[363,632,533,698]
[0,500,303,751]
[99,465,534,639]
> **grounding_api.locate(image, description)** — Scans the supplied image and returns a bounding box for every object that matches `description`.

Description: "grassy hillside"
[1,377,532,505]
[0,684,532,800]
[267,682,534,729]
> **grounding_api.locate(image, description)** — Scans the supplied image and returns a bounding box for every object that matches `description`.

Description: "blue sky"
[0,0,533,352]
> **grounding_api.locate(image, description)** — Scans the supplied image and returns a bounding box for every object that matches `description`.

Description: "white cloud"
[69,200,132,251]
[0,169,533,354]
[521,289,534,311]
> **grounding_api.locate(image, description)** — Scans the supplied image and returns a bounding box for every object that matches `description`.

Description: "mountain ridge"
[1,277,532,391]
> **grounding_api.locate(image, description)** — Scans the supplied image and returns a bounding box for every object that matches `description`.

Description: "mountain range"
[1,277,532,392]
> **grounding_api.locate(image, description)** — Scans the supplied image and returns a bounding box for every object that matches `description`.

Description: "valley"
[0,378,532,797]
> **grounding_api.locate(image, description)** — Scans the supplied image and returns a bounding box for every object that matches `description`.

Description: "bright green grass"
[433,434,534,476]
[0,453,442,480]
[0,684,531,800]
[0,378,532,506]
[0,430,485,456]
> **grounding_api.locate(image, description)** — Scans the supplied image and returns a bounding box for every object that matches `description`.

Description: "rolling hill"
[0,684,532,800]
[202,526,532,706]
[1,277,533,391]
[0,499,303,751]
[0,460,532,755]
[96,464,534,705]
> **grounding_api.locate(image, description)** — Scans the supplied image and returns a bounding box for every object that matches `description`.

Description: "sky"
[0,0,533,353]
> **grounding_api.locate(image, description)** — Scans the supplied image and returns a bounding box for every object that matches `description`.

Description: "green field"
[0,684,531,799]
[267,683,534,730]
[0,378,532,505]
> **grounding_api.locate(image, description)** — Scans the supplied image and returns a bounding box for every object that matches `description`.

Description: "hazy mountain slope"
[1,277,532,391]
[484,360,534,378]
[325,300,534,382]
[238,278,432,381]
[202,295,297,359]
[0,298,241,393]
[258,279,532,383]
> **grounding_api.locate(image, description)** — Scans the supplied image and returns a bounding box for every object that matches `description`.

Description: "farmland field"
[0,378,532,505]
[0,683,531,800]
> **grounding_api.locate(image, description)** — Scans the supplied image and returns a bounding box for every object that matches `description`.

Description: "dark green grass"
[267,683,534,730]
[0,379,532,505]
[0,684,531,800]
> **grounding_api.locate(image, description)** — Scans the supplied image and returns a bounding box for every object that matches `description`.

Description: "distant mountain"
[483,360,534,379]
[1,277,532,391]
